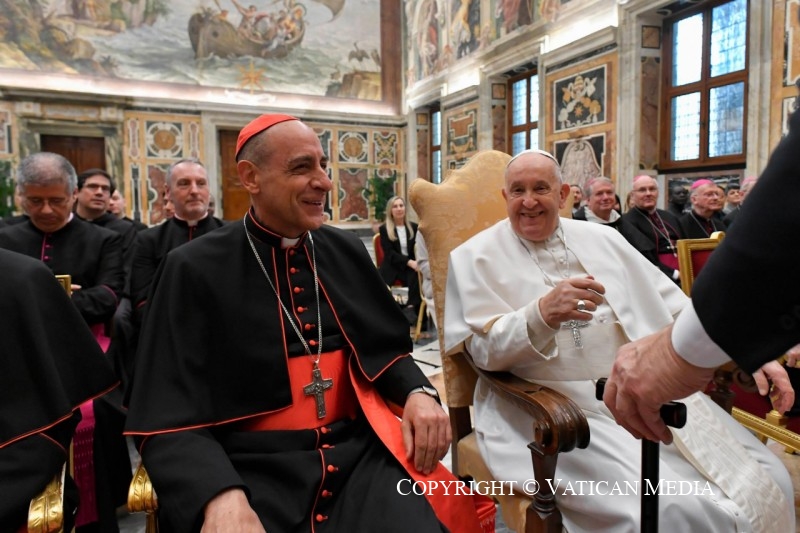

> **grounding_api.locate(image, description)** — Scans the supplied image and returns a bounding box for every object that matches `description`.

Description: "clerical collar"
[691,210,712,221]
[245,208,307,248]
[585,209,620,224]
[76,210,102,222]
[173,213,207,227]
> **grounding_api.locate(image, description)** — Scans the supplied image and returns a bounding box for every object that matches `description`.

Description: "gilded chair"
[128,463,158,533]
[409,150,589,533]
[27,276,74,533]
[372,232,383,267]
[27,464,67,533]
[676,231,726,296]
[677,233,800,453]
[413,270,428,342]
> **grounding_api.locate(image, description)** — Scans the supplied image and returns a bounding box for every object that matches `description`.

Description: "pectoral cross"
[304,362,334,419]
[563,320,590,349]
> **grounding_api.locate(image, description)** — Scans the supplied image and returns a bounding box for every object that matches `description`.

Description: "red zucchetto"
[690,178,715,190]
[235,114,298,158]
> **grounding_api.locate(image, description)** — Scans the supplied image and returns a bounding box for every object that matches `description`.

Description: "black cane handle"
[596,378,687,429]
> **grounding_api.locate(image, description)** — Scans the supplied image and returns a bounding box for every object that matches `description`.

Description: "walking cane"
[595,378,686,533]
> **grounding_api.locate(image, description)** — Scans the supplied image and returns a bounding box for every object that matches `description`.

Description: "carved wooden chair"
[677,233,800,453]
[409,150,588,533]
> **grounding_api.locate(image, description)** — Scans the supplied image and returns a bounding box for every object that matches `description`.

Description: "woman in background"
[378,196,421,323]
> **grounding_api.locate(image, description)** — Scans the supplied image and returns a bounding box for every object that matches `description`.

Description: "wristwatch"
[407,385,441,403]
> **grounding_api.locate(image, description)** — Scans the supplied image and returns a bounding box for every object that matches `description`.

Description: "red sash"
[239,349,357,431]
[351,362,495,533]
[658,252,679,271]
[239,350,494,532]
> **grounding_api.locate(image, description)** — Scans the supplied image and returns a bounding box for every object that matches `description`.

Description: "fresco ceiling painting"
[0,0,383,102]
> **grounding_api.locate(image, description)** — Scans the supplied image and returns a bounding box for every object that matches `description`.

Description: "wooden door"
[219,130,250,221]
[40,135,106,174]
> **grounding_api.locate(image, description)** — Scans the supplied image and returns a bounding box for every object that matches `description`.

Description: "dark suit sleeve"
[0,417,76,532]
[382,224,413,269]
[130,232,159,323]
[373,355,434,406]
[622,212,679,281]
[139,430,246,532]
[691,111,800,372]
[120,223,139,292]
[71,231,123,324]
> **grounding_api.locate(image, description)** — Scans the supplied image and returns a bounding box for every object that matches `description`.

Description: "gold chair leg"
[28,463,66,533]
[145,512,159,533]
[413,300,426,342]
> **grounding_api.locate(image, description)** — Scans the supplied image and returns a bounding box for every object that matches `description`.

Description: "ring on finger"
[576,299,587,312]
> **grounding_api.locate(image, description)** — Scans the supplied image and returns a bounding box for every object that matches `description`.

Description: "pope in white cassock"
[444,150,795,532]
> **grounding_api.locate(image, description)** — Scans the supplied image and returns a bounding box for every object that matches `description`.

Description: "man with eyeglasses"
[0,154,124,326]
[0,151,128,532]
[678,179,727,239]
[621,175,684,284]
[75,168,139,275]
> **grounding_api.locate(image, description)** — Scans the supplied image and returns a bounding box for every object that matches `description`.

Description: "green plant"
[367,170,397,221]
[0,161,13,219]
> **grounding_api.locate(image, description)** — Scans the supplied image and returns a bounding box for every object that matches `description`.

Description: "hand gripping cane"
[595,378,687,533]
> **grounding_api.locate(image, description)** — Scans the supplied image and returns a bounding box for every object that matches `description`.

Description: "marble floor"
[118,333,800,533]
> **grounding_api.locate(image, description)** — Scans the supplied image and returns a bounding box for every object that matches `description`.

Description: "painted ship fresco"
[189,0,344,60]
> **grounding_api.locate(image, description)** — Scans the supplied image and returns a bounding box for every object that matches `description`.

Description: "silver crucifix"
[303,362,334,419]
[562,320,590,349]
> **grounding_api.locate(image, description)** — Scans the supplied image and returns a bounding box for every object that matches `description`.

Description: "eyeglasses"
[83,183,112,193]
[24,197,70,208]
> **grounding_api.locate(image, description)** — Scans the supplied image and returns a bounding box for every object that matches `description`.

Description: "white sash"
[536,321,790,532]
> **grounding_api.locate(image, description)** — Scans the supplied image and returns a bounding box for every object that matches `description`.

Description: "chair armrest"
[128,463,158,513]
[28,463,65,533]
[463,354,590,455]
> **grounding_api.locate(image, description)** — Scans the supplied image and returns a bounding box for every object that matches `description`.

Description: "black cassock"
[0,249,117,532]
[129,215,225,319]
[0,217,129,531]
[692,109,800,373]
[125,212,452,532]
[0,218,124,325]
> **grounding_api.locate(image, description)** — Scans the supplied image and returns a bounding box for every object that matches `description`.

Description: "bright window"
[661,0,748,169]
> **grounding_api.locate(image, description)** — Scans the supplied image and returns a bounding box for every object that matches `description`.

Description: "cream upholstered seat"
[409,150,587,533]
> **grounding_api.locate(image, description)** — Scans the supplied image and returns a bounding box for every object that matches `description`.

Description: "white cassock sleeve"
[672,302,732,368]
